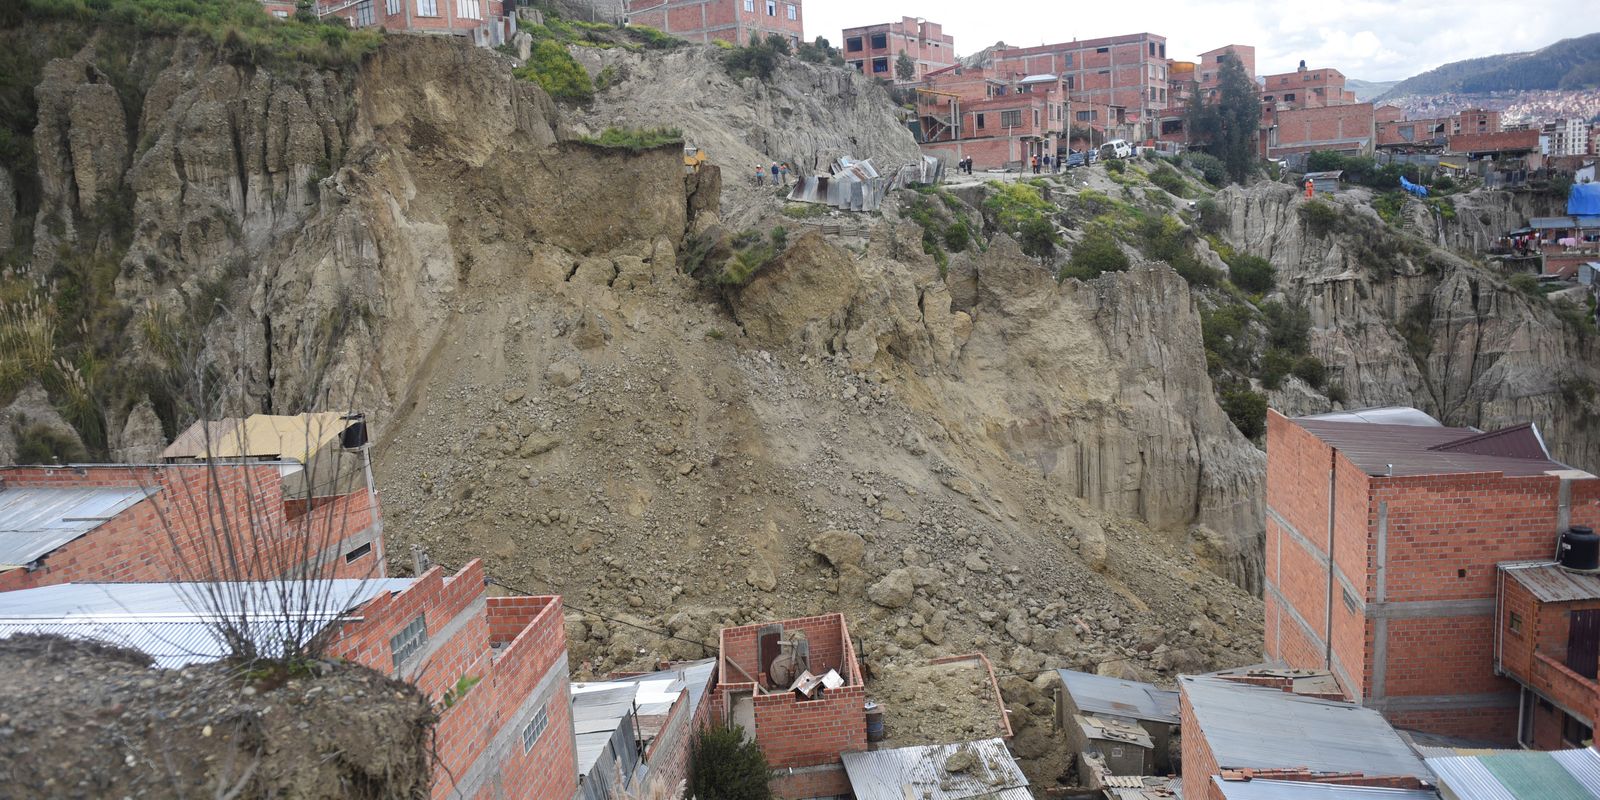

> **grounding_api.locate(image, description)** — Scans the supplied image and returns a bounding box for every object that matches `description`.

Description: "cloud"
[803,0,1595,81]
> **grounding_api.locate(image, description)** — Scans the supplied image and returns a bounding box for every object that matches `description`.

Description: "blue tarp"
[1400,175,1429,198]
[1570,184,1600,216]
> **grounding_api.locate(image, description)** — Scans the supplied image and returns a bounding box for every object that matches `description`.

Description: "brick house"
[1263,102,1376,159]
[1495,562,1600,749]
[319,0,516,46]
[990,32,1169,142]
[713,613,867,799]
[0,462,382,591]
[325,560,578,800]
[1179,673,1433,800]
[1260,63,1355,110]
[841,17,954,83]
[624,0,802,47]
[914,66,1070,170]
[1264,407,1600,742]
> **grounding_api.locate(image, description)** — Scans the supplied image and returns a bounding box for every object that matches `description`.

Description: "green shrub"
[722,34,790,80]
[623,24,680,49]
[21,0,381,68]
[1229,254,1275,294]
[943,222,971,253]
[578,126,682,152]
[1298,199,1340,238]
[1293,355,1327,389]
[1373,191,1404,225]
[1509,272,1541,296]
[13,422,87,464]
[1149,165,1188,197]
[1105,158,1125,174]
[1260,348,1294,390]
[1221,388,1268,439]
[1326,383,1348,405]
[1017,217,1057,261]
[513,40,594,102]
[1062,228,1129,280]
[781,202,828,219]
[1183,152,1227,186]
[1195,196,1228,234]
[1433,175,1455,192]
[691,725,772,800]
[1262,300,1311,354]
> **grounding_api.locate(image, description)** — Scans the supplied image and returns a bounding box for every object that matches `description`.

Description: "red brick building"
[1260,63,1355,110]
[1448,128,1541,158]
[915,66,1070,170]
[625,0,803,47]
[1263,102,1376,158]
[326,560,578,800]
[1378,108,1502,151]
[0,462,382,591]
[842,17,954,83]
[1496,562,1600,749]
[319,0,515,46]
[1264,407,1600,742]
[991,33,1169,141]
[713,613,867,798]
[1180,672,1433,800]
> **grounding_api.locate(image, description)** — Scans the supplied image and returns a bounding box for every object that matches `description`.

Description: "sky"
[802,0,1596,82]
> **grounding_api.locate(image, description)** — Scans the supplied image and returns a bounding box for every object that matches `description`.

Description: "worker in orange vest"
[1304,177,1315,198]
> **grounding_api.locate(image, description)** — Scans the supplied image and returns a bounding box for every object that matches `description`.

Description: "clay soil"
[870,658,1006,747]
[0,635,434,800]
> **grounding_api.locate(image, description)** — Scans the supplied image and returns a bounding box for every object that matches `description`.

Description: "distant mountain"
[1380,32,1600,100]
[1345,78,1398,102]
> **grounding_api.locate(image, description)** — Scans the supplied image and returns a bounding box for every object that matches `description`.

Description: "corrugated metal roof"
[0,486,156,568]
[1077,714,1153,748]
[1300,406,1443,427]
[1211,778,1440,799]
[0,579,412,667]
[1057,669,1180,724]
[161,413,351,463]
[572,658,716,718]
[573,685,638,775]
[841,738,1031,800]
[1505,563,1600,603]
[1180,676,1432,780]
[1427,749,1600,799]
[1290,416,1584,478]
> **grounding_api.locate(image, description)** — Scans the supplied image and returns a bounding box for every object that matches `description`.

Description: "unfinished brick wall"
[770,765,852,799]
[1498,575,1600,731]
[0,465,378,591]
[716,614,867,771]
[327,565,576,800]
[1265,103,1375,157]
[626,0,802,46]
[1179,684,1220,800]
[1263,410,1600,743]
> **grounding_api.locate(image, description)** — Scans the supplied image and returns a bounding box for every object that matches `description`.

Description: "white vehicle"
[1098,139,1134,159]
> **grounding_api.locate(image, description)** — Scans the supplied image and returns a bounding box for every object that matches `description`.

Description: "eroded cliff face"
[0,30,1270,728]
[1213,183,1600,471]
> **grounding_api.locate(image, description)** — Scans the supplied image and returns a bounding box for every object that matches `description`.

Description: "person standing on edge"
[780,163,790,185]
[770,162,780,186]
[1304,177,1314,198]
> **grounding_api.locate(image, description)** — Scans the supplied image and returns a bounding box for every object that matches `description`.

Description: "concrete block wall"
[770,765,852,799]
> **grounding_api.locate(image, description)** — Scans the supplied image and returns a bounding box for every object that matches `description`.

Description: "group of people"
[956,155,975,174]
[755,162,792,186]
[1029,153,1058,174]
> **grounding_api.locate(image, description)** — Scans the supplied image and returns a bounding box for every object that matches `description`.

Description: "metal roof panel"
[0,579,412,668]
[1057,669,1180,724]
[0,486,156,567]
[1181,676,1432,780]
[1211,778,1440,799]
[842,738,1029,800]
[1505,563,1600,603]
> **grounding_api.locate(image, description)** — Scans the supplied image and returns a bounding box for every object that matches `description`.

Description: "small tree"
[691,725,772,800]
[896,50,916,82]
[1183,48,1260,184]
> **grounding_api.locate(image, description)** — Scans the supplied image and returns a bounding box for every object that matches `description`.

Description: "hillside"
[1344,78,1397,102]
[1380,32,1600,98]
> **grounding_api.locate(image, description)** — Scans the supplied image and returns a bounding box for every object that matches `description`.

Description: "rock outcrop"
[1213,182,1600,472]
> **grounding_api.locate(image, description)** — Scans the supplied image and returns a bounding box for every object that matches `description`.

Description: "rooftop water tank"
[1558,526,1599,573]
